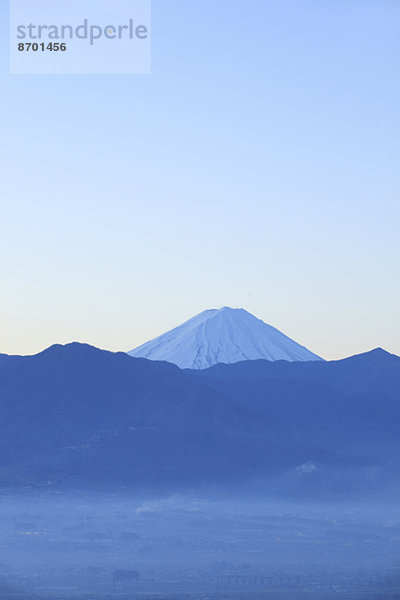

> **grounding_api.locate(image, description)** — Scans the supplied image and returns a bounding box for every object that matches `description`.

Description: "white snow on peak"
[128,307,323,369]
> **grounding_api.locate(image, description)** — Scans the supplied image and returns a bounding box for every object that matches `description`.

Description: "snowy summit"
[129,307,323,369]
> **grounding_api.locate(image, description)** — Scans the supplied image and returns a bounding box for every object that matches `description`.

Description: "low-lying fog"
[0,489,399,599]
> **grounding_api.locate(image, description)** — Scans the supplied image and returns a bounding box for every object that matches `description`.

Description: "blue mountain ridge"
[0,343,399,497]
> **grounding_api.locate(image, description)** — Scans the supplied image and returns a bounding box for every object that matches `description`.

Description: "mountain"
[129,307,322,368]
[0,342,399,496]
[200,347,400,397]
[0,343,273,487]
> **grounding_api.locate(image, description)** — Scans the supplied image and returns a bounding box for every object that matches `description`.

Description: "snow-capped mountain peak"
[128,307,323,369]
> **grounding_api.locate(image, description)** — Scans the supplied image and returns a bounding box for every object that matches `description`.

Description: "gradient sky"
[0,0,399,360]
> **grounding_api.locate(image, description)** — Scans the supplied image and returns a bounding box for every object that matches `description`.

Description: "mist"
[1,488,399,599]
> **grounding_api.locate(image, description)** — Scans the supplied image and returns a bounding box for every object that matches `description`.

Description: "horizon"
[0,303,397,361]
[1,336,396,363]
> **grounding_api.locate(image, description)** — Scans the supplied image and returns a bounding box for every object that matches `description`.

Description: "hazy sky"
[1,0,399,359]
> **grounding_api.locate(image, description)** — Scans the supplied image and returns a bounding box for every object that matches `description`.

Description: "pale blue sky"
[1,0,399,359]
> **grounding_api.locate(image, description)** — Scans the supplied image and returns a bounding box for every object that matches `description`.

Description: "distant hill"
[0,343,399,496]
[129,307,323,369]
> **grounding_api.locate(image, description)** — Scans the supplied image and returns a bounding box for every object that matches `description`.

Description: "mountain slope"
[0,343,399,495]
[0,344,278,486]
[200,347,400,397]
[129,307,322,368]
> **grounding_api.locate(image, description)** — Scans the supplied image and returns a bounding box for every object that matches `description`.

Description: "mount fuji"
[129,307,323,369]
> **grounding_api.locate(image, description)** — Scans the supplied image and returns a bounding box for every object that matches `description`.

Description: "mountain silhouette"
[0,343,399,496]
